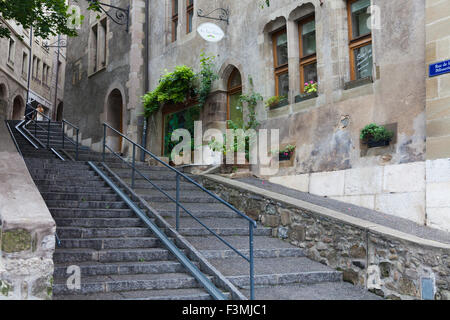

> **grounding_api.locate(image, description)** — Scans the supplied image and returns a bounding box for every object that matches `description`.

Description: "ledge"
[203,174,450,250]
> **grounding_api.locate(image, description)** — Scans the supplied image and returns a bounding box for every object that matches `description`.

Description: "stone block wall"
[426,0,450,159]
[0,123,55,300]
[199,175,450,300]
[269,159,450,233]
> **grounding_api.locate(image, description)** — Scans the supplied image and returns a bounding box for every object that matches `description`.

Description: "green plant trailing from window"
[360,123,394,143]
[143,65,196,117]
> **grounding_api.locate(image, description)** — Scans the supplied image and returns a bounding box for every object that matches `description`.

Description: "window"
[299,16,317,93]
[22,52,28,78]
[36,58,41,81]
[43,63,47,84]
[32,56,37,78]
[172,0,179,42]
[8,38,15,65]
[186,0,194,34]
[227,68,243,127]
[89,18,107,74]
[347,0,373,80]
[272,29,289,98]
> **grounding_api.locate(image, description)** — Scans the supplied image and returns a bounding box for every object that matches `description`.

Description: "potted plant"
[272,144,296,161]
[295,81,318,103]
[265,95,288,109]
[360,123,394,148]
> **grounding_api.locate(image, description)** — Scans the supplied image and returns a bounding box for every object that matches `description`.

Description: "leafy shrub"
[360,123,394,143]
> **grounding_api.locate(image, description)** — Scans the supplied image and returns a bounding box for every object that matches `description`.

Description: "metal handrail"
[62,119,79,161]
[102,122,257,299]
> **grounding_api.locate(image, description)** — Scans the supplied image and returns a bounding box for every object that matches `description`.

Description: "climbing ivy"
[238,76,263,131]
[194,52,219,109]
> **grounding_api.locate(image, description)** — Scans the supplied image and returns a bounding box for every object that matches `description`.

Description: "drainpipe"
[140,0,150,162]
[25,27,33,107]
[53,34,61,120]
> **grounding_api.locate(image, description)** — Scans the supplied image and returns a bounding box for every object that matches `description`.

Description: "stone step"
[54,217,145,228]
[199,247,305,260]
[138,192,218,204]
[239,282,381,300]
[208,257,342,288]
[175,227,272,237]
[53,260,196,278]
[42,192,121,202]
[45,200,129,209]
[39,186,115,194]
[53,288,215,300]
[57,227,154,239]
[58,237,161,250]
[34,180,107,187]
[164,217,258,230]
[53,248,178,264]
[53,273,203,296]
[50,208,135,219]
[151,202,238,219]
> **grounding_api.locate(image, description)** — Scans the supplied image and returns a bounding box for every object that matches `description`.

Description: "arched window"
[227,68,243,127]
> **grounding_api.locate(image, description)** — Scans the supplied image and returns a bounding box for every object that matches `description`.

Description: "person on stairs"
[36,104,45,121]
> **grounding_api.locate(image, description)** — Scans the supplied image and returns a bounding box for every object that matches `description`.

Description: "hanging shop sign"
[197,23,225,43]
[429,59,450,77]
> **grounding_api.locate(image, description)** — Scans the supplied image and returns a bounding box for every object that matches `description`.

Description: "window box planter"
[367,139,390,148]
[269,98,289,110]
[295,91,318,103]
[279,152,293,161]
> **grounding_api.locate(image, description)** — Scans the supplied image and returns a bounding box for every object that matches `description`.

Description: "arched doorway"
[0,84,7,120]
[106,89,123,153]
[227,68,243,127]
[56,102,64,121]
[12,96,25,120]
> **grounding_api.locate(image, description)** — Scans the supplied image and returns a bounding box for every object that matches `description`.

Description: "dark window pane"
[303,63,317,85]
[173,0,178,15]
[351,0,371,38]
[276,32,288,66]
[302,20,316,56]
[354,43,373,79]
[229,71,242,89]
[188,11,193,33]
[277,72,289,98]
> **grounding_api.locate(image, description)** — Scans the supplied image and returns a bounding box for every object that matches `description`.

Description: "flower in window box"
[304,81,318,94]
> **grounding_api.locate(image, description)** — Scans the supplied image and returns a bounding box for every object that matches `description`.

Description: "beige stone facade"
[426,0,450,159]
[0,18,66,122]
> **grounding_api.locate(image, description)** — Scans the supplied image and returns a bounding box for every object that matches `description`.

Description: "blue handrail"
[102,122,257,299]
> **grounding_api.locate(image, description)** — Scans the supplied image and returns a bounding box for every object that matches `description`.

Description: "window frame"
[7,38,15,66]
[172,0,179,42]
[347,0,373,81]
[298,15,317,93]
[227,68,243,125]
[272,28,289,97]
[186,0,194,34]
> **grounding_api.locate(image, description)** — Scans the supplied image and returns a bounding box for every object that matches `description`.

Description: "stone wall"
[426,0,450,159]
[199,174,450,300]
[0,123,55,300]
[269,158,450,233]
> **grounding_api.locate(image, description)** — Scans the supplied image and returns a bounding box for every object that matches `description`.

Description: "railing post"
[62,121,65,149]
[131,144,136,189]
[76,128,79,161]
[34,119,37,136]
[249,222,255,300]
[176,173,180,231]
[47,118,51,149]
[103,124,106,163]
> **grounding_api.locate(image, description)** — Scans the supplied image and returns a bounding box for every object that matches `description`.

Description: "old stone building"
[63,0,450,232]
[0,18,66,122]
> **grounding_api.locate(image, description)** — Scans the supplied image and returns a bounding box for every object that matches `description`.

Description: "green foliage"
[143,65,196,117]
[360,123,394,143]
[0,0,97,39]
[265,95,287,108]
[238,76,263,130]
[143,53,218,117]
[272,144,296,156]
[194,52,219,109]
[304,81,318,93]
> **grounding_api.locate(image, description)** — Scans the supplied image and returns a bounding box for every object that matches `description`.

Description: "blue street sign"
[429,59,450,77]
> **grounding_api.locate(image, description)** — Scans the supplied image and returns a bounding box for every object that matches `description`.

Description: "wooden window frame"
[186,0,194,34]
[172,0,179,42]
[226,68,243,124]
[298,15,317,93]
[272,28,289,97]
[347,0,372,81]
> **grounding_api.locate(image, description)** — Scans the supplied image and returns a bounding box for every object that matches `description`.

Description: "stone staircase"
[8,120,379,300]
